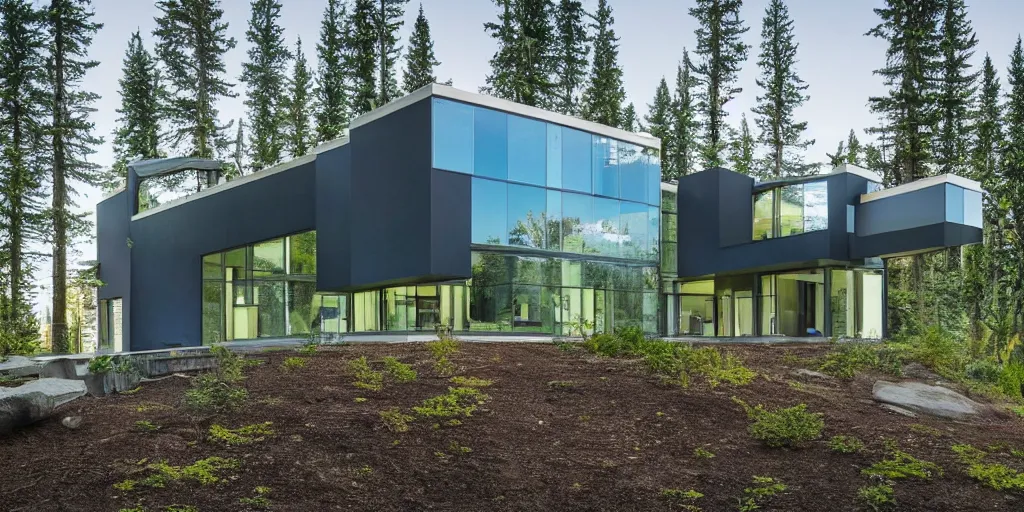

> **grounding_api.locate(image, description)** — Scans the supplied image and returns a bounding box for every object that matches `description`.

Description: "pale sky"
[33,0,1024,311]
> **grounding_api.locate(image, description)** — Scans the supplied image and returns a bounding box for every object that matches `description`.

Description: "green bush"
[449,376,493,387]
[997,362,1024,400]
[966,359,1002,383]
[350,356,384,391]
[739,476,786,512]
[858,484,895,511]
[903,326,966,376]
[281,357,306,371]
[88,355,114,374]
[382,356,417,382]
[828,435,864,454]
[413,387,488,418]
[819,343,899,379]
[733,398,824,448]
[208,422,274,445]
[863,448,942,480]
[380,407,415,432]
[952,443,1024,491]
[426,336,459,359]
[183,374,248,413]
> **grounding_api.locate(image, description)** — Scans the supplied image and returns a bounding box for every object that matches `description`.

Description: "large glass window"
[619,142,645,203]
[593,197,621,257]
[645,148,661,207]
[432,98,474,174]
[592,136,619,198]
[253,238,285,277]
[289,231,317,275]
[472,178,508,245]
[830,269,884,338]
[546,124,562,189]
[508,115,546,186]
[545,189,562,251]
[474,107,507,179]
[753,181,829,240]
[562,127,592,193]
[620,202,647,259]
[562,192,593,253]
[507,183,547,248]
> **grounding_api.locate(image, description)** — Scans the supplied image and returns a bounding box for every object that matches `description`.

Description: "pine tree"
[751,0,811,178]
[671,52,700,177]
[1004,37,1024,314]
[241,0,291,173]
[973,55,1002,187]
[728,114,755,175]
[689,0,750,169]
[867,0,943,186]
[315,0,350,142]
[46,0,103,354]
[581,0,624,128]
[154,0,237,163]
[483,0,556,107]
[375,0,409,105]
[845,128,861,164]
[935,0,978,177]
[0,0,46,341]
[551,0,588,115]
[826,140,847,168]
[621,102,637,132]
[645,77,673,175]
[283,37,313,158]
[110,31,162,191]
[232,117,245,177]
[402,3,440,91]
[349,0,378,115]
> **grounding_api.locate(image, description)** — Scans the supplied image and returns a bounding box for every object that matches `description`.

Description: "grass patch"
[828,435,864,454]
[282,357,306,371]
[863,446,942,481]
[738,476,786,512]
[239,486,272,509]
[208,422,274,445]
[380,407,414,432]
[858,483,895,511]
[693,447,715,459]
[818,342,903,379]
[413,387,488,418]
[952,443,1024,492]
[114,457,240,491]
[350,356,384,391]
[134,420,160,433]
[449,376,493,387]
[733,398,824,448]
[382,357,417,382]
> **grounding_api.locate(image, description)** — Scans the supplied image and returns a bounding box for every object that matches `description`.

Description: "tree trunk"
[51,0,69,354]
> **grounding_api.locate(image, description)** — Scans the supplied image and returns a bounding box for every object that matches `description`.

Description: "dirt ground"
[2,342,1023,512]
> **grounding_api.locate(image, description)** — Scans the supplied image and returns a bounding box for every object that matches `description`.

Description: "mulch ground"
[2,342,1023,511]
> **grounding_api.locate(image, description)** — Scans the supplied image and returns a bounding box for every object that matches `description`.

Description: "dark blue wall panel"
[430,169,472,279]
[315,146,351,291]
[96,191,132,346]
[856,185,947,237]
[126,161,317,350]
[718,170,755,248]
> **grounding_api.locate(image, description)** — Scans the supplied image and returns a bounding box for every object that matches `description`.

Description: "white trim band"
[831,164,882,183]
[860,174,982,204]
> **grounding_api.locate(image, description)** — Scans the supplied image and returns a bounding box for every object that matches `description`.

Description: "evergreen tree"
[751,0,811,178]
[110,31,162,191]
[671,52,700,177]
[241,0,291,173]
[551,0,588,115]
[645,77,673,175]
[845,128,862,164]
[483,0,556,107]
[46,0,103,354]
[402,3,440,91]
[1003,37,1024,319]
[375,0,409,105]
[826,140,847,168]
[232,117,245,177]
[973,55,1002,188]
[284,37,313,158]
[315,0,350,142]
[621,102,637,132]
[581,0,624,128]
[935,0,978,177]
[866,0,943,186]
[349,0,378,115]
[0,0,46,341]
[153,0,237,164]
[689,0,749,169]
[728,114,755,175]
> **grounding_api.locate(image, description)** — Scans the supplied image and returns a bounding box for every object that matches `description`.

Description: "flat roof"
[860,174,982,204]
[349,83,661,150]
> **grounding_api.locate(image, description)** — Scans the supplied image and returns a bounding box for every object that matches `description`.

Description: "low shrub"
[738,476,786,512]
[997,362,1024,400]
[350,356,384,391]
[660,488,703,510]
[863,448,942,480]
[380,407,414,432]
[115,457,240,491]
[88,355,114,374]
[965,359,1002,383]
[382,357,417,382]
[819,342,903,379]
[208,422,275,445]
[858,483,895,511]
[733,398,824,448]
[426,336,460,359]
[693,447,715,459]
[134,420,160,433]
[183,373,248,413]
[239,486,272,509]
[433,356,457,377]
[449,376,493,387]
[282,357,306,371]
[952,443,1024,491]
[413,387,488,418]
[828,435,864,454]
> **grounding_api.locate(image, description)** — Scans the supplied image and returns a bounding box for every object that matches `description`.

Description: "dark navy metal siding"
[96,190,132,346]
[126,161,317,350]
[315,145,352,291]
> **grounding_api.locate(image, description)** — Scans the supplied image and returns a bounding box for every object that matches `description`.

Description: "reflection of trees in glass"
[508,211,546,248]
[289,232,317,274]
[257,282,286,337]
[202,282,223,344]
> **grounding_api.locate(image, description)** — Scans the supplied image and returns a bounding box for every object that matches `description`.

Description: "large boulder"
[872,380,985,419]
[0,356,42,378]
[0,378,87,435]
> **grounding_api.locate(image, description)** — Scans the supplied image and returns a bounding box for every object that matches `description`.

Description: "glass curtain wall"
[752,181,828,240]
[201,231,347,344]
[830,269,884,338]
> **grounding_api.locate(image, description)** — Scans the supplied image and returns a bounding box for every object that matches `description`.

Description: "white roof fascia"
[831,164,883,183]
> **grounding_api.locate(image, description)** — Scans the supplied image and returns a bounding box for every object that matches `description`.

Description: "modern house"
[95,84,983,352]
